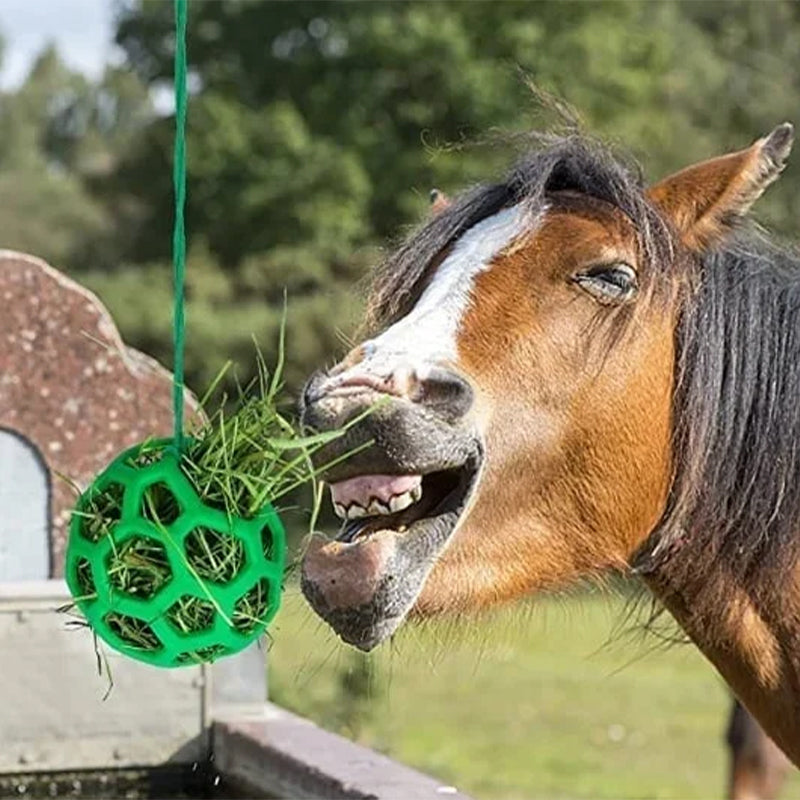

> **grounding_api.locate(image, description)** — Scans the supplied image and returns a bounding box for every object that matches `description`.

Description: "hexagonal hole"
[185,527,245,584]
[74,557,96,599]
[175,644,227,665]
[141,481,181,526]
[233,578,271,634]
[261,525,274,561]
[79,482,125,542]
[166,595,216,635]
[104,612,161,651]
[107,536,172,598]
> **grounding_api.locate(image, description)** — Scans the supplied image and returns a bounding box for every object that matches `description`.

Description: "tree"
[0,43,154,270]
[79,2,800,393]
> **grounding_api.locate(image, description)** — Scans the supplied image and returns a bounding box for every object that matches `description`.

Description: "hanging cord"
[172,0,188,453]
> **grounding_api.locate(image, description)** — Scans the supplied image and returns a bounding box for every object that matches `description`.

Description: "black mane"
[366,135,673,329]
[369,134,800,628]
[637,231,800,628]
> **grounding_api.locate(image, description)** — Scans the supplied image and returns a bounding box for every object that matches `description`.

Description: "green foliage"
[4,1,800,395]
[0,43,153,269]
[0,167,108,269]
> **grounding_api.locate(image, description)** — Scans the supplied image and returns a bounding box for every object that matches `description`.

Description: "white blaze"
[364,203,529,373]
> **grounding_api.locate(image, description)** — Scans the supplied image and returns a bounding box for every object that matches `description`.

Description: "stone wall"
[0,251,197,574]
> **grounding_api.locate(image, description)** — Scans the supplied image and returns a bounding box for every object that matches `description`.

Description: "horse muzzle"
[299,363,482,650]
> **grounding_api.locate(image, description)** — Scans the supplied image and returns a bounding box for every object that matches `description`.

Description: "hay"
[72,344,372,653]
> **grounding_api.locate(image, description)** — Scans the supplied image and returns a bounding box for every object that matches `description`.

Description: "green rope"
[172,0,188,452]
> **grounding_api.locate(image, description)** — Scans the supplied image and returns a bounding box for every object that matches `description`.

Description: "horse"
[298,123,800,778]
[727,698,789,799]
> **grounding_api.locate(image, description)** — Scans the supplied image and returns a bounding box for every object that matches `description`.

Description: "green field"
[268,588,799,800]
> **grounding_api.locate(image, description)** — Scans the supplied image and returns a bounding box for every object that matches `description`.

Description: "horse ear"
[429,189,451,216]
[648,123,794,249]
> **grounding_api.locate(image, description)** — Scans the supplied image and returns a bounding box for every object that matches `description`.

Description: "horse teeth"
[341,488,422,520]
[368,498,391,516]
[345,503,367,520]
[389,491,415,513]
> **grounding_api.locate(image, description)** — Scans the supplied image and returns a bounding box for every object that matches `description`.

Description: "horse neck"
[642,564,800,765]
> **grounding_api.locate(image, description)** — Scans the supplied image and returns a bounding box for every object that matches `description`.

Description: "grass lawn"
[268,587,799,800]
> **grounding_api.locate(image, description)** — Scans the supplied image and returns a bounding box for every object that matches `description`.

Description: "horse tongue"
[329,474,422,508]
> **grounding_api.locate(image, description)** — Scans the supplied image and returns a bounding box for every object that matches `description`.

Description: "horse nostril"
[416,367,474,420]
[301,371,327,409]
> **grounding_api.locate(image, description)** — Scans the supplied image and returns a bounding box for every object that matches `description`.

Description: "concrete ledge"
[0,578,71,604]
[213,703,473,800]
[0,579,208,773]
[0,580,474,799]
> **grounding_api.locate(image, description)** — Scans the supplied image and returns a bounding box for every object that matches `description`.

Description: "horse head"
[300,125,794,651]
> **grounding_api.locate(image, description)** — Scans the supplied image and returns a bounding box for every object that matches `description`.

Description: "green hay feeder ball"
[65,439,286,668]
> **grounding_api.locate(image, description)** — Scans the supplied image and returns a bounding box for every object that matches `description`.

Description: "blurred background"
[2,1,800,797]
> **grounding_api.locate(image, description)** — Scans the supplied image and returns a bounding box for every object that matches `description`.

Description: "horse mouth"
[301,445,482,651]
[331,466,474,544]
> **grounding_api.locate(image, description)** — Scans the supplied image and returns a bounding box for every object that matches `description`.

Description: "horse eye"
[573,263,638,303]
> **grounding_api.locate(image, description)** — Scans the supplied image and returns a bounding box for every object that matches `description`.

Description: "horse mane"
[368,133,800,631]
[636,230,800,630]
[365,133,674,331]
